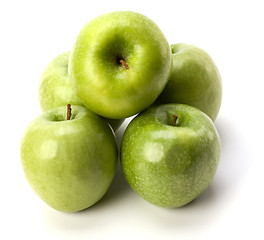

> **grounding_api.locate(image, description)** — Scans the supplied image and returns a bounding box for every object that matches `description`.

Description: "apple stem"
[120,59,130,70]
[172,114,178,126]
[67,104,71,120]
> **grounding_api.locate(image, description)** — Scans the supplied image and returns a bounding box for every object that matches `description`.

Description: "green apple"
[39,52,81,112]
[156,43,222,121]
[20,105,117,212]
[38,51,124,131]
[69,11,172,119]
[121,104,220,208]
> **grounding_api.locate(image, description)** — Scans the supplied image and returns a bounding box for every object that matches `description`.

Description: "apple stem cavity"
[171,114,178,126]
[120,59,130,70]
[67,104,72,120]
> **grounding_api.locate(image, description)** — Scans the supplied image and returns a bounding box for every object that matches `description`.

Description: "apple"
[156,43,222,121]
[69,11,172,119]
[20,105,117,212]
[38,52,124,131]
[121,104,221,208]
[39,52,81,112]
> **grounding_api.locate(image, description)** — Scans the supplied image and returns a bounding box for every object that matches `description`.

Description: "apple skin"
[121,104,220,208]
[69,11,172,119]
[39,52,81,112]
[38,52,124,131]
[20,105,117,212]
[156,44,222,121]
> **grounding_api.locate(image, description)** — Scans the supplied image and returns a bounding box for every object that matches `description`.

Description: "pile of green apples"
[21,11,222,212]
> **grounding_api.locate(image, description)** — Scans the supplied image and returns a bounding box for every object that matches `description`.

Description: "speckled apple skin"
[21,106,117,212]
[121,104,220,208]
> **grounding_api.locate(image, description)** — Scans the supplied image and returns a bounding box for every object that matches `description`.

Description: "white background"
[1,0,263,239]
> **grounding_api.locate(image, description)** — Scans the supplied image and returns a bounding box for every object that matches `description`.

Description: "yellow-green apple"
[121,104,221,208]
[69,11,172,119]
[20,105,117,212]
[156,44,222,121]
